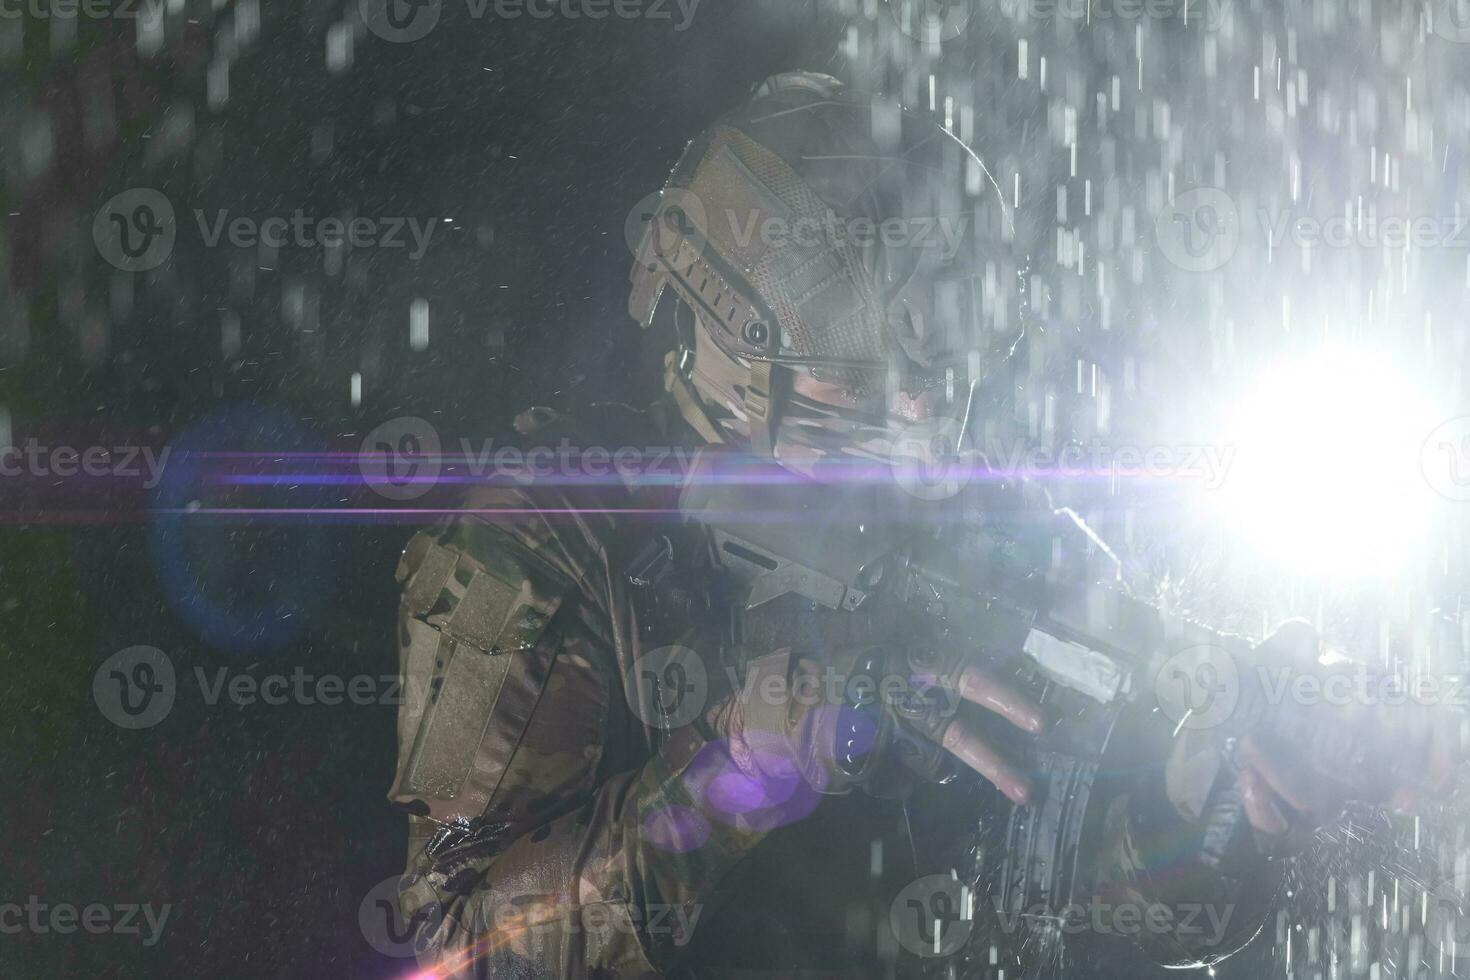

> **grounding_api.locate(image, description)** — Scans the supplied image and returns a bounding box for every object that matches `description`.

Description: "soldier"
[386,73,1454,978]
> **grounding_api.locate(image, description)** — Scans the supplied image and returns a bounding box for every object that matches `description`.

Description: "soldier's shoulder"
[397,481,627,616]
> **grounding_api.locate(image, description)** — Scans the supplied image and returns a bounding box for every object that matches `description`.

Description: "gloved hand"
[1166,621,1461,850]
[1238,628,1459,838]
[704,643,1044,804]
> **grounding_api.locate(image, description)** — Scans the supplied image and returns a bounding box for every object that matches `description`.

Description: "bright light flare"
[1206,349,1441,579]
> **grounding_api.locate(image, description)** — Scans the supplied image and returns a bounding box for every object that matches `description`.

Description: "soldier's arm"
[1089,727,1286,968]
[1090,620,1456,968]
[401,720,770,977]
[391,503,776,977]
[1087,629,1313,968]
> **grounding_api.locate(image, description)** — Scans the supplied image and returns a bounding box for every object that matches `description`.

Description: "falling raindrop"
[410,298,430,351]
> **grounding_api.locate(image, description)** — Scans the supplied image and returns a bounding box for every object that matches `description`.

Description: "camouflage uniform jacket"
[389,474,791,978]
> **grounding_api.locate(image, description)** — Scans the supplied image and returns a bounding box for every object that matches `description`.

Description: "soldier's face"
[791,371,939,423]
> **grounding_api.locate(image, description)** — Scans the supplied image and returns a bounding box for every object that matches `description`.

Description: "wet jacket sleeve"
[400,722,774,977]
[391,501,775,978]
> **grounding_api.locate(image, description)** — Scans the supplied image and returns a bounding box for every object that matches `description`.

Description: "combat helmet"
[629,71,1010,480]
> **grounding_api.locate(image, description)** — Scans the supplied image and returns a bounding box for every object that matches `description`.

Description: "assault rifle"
[678,448,1458,970]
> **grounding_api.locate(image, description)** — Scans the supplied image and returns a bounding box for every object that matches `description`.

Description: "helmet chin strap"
[662,348,783,457]
[744,360,777,457]
[662,351,727,446]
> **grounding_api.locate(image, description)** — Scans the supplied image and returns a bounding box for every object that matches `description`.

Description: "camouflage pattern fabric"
[390,482,773,977]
